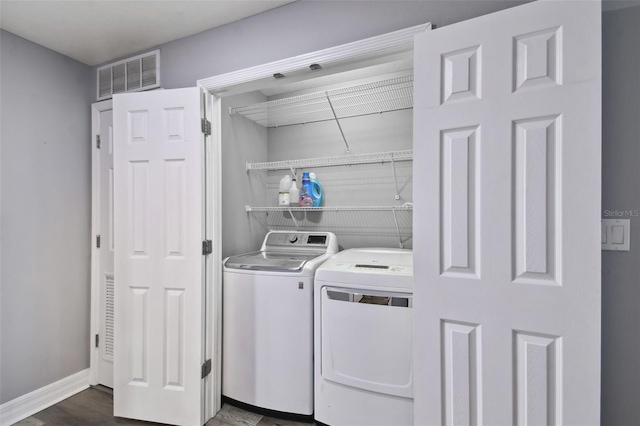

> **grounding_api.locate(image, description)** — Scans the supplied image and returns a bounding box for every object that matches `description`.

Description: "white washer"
[223,231,338,416]
[314,248,413,426]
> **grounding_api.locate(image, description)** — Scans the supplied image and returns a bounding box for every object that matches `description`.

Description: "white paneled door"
[114,88,205,426]
[413,1,601,425]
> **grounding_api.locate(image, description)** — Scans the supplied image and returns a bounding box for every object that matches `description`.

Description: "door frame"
[89,99,113,386]
[197,22,430,419]
[202,89,219,421]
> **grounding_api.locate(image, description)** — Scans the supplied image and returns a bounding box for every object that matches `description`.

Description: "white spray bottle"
[278,175,291,205]
[289,175,299,207]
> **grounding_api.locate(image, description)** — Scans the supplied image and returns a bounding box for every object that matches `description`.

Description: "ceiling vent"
[97,50,160,101]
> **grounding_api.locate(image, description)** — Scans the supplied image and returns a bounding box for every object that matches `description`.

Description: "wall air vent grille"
[112,63,126,95]
[97,50,160,100]
[104,274,115,361]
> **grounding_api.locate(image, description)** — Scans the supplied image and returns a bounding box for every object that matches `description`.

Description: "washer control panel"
[265,232,328,247]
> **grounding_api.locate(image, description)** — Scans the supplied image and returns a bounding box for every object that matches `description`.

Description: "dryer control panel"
[315,248,413,289]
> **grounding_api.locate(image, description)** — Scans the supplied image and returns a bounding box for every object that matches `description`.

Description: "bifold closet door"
[113,87,204,426]
[413,1,601,424]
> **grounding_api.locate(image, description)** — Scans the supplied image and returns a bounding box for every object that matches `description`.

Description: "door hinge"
[95,334,99,348]
[201,118,211,136]
[96,135,101,149]
[201,359,212,379]
[202,240,212,255]
[96,235,101,248]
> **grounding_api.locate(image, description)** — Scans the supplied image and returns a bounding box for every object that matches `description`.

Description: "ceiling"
[0,0,297,66]
[1,0,635,67]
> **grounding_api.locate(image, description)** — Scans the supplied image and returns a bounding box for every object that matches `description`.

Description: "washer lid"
[224,251,321,272]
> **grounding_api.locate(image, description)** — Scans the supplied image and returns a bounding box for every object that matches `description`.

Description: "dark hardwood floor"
[14,387,313,426]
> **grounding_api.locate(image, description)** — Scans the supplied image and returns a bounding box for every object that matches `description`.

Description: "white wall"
[221,92,268,258]
[267,105,413,250]
[0,30,92,404]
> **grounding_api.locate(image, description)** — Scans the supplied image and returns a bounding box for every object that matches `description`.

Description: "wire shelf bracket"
[288,208,300,229]
[325,93,350,153]
[391,154,400,200]
[392,208,403,249]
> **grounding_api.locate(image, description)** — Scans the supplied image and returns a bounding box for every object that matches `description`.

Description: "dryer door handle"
[325,288,412,308]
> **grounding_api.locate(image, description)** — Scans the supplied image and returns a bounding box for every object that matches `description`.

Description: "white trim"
[197,23,431,94]
[0,369,90,426]
[90,100,112,387]
[201,88,216,424]
[211,93,223,416]
[194,88,222,424]
[206,89,223,421]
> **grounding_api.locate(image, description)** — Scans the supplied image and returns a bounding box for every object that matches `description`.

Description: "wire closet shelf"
[229,75,414,128]
[246,204,413,248]
[246,150,413,172]
[245,205,413,213]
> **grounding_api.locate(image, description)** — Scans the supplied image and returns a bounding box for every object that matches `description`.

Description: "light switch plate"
[601,219,631,251]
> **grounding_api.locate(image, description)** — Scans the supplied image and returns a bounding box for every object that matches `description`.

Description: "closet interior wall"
[222,72,414,252]
[221,92,268,259]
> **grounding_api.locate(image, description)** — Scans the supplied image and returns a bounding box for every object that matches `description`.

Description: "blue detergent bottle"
[309,173,323,207]
[300,172,315,207]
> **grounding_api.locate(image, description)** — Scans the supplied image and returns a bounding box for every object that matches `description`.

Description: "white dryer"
[314,248,413,426]
[223,231,338,417]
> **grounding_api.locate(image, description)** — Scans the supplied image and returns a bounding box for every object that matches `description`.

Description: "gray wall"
[0,30,92,404]
[90,0,529,102]
[601,4,640,424]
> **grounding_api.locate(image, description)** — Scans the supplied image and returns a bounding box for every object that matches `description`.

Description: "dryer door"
[321,286,413,398]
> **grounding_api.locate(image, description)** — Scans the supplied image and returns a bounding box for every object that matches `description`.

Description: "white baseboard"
[0,368,90,426]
